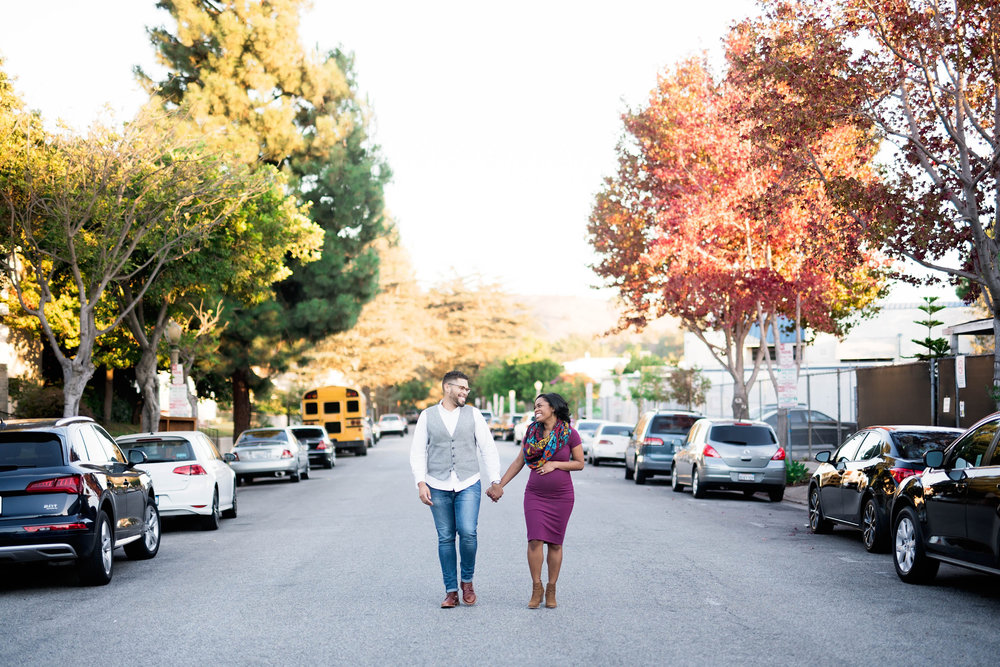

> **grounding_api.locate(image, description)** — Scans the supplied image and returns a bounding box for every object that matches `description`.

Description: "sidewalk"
[783,456,821,507]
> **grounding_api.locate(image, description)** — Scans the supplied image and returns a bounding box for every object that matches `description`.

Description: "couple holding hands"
[409,371,584,609]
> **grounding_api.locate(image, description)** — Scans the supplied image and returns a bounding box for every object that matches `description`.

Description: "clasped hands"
[486,482,504,503]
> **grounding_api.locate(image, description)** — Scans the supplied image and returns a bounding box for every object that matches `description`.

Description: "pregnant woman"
[491,392,584,608]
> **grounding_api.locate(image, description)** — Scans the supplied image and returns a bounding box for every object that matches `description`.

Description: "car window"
[649,415,700,435]
[789,411,807,423]
[292,428,324,439]
[79,426,111,463]
[890,431,958,460]
[0,433,64,468]
[947,421,998,469]
[834,432,865,463]
[122,438,197,463]
[577,422,602,436]
[601,425,631,437]
[708,424,775,446]
[854,432,884,461]
[237,430,288,445]
[809,411,834,422]
[93,426,127,464]
[200,433,224,461]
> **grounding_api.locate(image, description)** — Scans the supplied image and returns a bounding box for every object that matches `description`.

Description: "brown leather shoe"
[545,582,557,608]
[528,581,544,609]
[460,581,477,605]
[441,591,459,608]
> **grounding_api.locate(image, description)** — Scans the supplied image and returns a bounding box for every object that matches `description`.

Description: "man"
[410,370,502,608]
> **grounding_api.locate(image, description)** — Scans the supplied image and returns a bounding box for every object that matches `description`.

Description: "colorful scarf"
[523,420,571,470]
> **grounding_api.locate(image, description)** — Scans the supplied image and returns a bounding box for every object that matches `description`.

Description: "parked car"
[806,425,962,552]
[230,427,310,483]
[509,412,530,442]
[671,418,786,502]
[589,422,633,465]
[378,413,408,437]
[290,425,337,468]
[760,408,856,449]
[405,409,420,424]
[117,430,238,530]
[0,417,160,585]
[625,410,702,484]
[575,419,606,456]
[367,417,381,443]
[513,416,532,445]
[480,410,494,426]
[891,412,1000,584]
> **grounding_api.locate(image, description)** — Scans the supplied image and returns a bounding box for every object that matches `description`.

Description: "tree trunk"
[103,367,113,424]
[184,365,199,421]
[232,366,251,439]
[994,315,1000,411]
[731,384,750,419]
[61,359,95,417]
[135,347,160,432]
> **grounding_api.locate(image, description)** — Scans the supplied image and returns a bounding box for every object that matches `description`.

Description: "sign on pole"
[956,355,967,389]
[776,342,798,408]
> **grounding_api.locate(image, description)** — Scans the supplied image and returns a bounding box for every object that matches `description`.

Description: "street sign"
[777,343,798,408]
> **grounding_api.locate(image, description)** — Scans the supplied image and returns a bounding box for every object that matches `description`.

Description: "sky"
[0,0,764,298]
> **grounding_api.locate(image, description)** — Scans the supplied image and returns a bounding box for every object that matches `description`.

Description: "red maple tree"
[588,58,887,417]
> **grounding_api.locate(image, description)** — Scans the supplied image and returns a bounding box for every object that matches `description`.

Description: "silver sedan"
[671,418,786,502]
[230,427,310,484]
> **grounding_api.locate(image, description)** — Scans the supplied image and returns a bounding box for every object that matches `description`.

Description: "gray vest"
[425,405,480,480]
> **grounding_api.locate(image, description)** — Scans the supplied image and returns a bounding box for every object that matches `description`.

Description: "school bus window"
[347,400,360,413]
[324,402,341,414]
[305,402,318,415]
[325,422,342,434]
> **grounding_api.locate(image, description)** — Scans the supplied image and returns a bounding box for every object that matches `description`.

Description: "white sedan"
[589,422,633,466]
[575,419,606,456]
[117,431,237,530]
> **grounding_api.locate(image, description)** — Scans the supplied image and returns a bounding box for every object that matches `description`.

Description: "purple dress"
[523,427,581,545]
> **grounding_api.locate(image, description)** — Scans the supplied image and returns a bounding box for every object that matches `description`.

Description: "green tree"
[140,0,391,436]
[910,296,951,361]
[477,356,564,412]
[665,361,711,411]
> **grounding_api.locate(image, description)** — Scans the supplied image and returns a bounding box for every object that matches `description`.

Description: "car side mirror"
[924,449,945,469]
[815,451,831,464]
[223,452,236,463]
[835,459,847,472]
[127,449,147,467]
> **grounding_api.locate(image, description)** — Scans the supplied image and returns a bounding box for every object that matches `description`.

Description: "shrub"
[786,460,810,486]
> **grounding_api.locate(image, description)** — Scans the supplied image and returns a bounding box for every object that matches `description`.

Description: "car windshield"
[237,430,287,446]
[709,425,776,446]
[291,428,324,440]
[577,422,601,435]
[120,438,196,463]
[601,425,631,436]
[0,434,63,469]
[891,431,959,460]
[380,416,400,422]
[650,415,700,435]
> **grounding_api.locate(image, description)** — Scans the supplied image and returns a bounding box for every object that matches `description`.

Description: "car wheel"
[691,467,705,498]
[671,469,684,492]
[767,487,784,503]
[201,488,221,531]
[592,455,600,467]
[290,467,301,482]
[893,506,939,584]
[635,466,647,485]
[861,496,888,553]
[324,456,334,469]
[358,445,368,456]
[77,510,113,586]
[222,487,238,519]
[625,461,634,480]
[808,485,833,534]
[302,462,310,480]
[125,501,161,560]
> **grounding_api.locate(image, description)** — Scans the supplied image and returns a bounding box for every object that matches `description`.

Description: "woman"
[492,392,584,608]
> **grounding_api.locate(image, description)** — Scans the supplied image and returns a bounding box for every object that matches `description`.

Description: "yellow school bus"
[302,386,368,456]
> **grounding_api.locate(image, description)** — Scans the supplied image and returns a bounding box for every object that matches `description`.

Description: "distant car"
[290,425,337,468]
[589,422,632,465]
[230,427,310,484]
[575,419,605,456]
[759,408,856,449]
[364,417,380,446]
[806,425,961,552]
[118,430,238,530]
[405,409,420,424]
[480,410,494,426]
[0,417,160,585]
[378,413,408,436]
[891,412,1000,584]
[672,418,786,502]
[625,410,702,484]
[513,417,532,445]
[509,413,530,442]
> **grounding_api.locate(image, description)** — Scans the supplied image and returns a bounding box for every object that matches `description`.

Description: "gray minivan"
[625,410,702,484]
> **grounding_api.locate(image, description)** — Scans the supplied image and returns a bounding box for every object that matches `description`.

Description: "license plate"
[738,473,755,482]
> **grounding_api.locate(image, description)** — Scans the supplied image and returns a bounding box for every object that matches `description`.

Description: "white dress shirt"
[410,403,501,491]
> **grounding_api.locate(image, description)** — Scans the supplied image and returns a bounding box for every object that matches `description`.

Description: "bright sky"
[0,0,768,298]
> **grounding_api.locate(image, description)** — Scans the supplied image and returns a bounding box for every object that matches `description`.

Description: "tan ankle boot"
[528,581,544,609]
[545,582,557,608]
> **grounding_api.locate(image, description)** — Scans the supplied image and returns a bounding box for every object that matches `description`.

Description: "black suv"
[625,410,702,484]
[0,417,161,585]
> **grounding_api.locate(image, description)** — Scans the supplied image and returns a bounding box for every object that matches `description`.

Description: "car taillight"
[599,439,613,446]
[890,467,921,484]
[771,448,786,461]
[317,442,328,450]
[24,523,87,532]
[281,449,293,459]
[643,437,664,446]
[25,475,83,494]
[230,452,240,461]
[703,445,720,458]
[173,464,207,475]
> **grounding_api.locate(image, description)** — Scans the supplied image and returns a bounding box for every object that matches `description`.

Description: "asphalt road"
[3,432,1000,665]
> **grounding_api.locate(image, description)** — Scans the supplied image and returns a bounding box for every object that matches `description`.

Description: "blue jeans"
[428,481,481,592]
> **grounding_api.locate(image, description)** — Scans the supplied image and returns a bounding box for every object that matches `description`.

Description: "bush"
[15,385,65,418]
[786,459,810,486]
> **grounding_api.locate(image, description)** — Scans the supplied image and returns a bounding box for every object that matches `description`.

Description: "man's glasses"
[447,383,471,394]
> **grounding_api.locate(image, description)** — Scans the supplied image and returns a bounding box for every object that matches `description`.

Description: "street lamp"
[164,319,184,418]
[534,380,542,397]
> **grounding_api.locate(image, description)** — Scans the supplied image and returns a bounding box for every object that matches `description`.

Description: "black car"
[291,426,336,469]
[0,417,161,585]
[760,408,856,449]
[891,412,1000,584]
[807,425,962,552]
[625,410,702,484]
